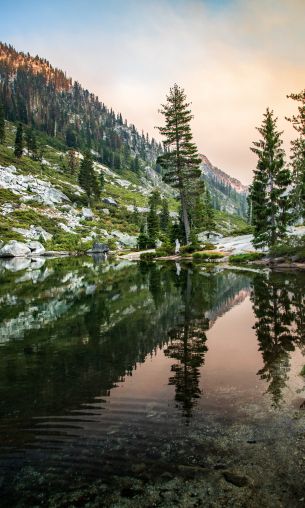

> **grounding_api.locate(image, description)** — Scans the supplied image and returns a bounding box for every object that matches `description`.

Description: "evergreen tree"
[160,199,170,232]
[99,169,105,191]
[14,123,23,158]
[25,128,37,159]
[286,89,305,221]
[132,201,140,225]
[138,223,150,250]
[249,109,291,248]
[147,190,160,247]
[157,84,202,243]
[66,149,79,174]
[0,102,5,144]
[78,151,100,202]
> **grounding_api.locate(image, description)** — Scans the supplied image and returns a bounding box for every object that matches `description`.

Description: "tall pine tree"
[78,151,100,202]
[0,102,5,144]
[14,123,23,158]
[286,89,305,221]
[157,84,202,243]
[249,109,291,248]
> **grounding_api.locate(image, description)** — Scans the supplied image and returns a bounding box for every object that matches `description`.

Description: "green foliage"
[249,108,291,248]
[147,190,160,247]
[286,90,305,221]
[137,226,150,250]
[230,224,254,236]
[45,232,91,252]
[25,128,37,159]
[300,365,305,377]
[157,84,202,242]
[14,123,23,158]
[155,243,174,257]
[12,209,62,235]
[229,252,264,263]
[192,251,225,262]
[202,242,216,250]
[269,235,305,260]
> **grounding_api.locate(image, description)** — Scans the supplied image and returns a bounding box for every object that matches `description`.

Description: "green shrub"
[155,248,169,257]
[300,365,305,377]
[192,251,225,262]
[180,243,200,254]
[229,252,264,263]
[270,237,305,260]
[230,225,254,236]
[140,252,156,262]
[45,233,90,252]
[202,242,216,250]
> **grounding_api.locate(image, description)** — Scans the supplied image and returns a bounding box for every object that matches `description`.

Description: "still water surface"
[0,257,305,506]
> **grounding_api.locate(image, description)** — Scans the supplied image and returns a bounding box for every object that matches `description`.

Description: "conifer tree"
[0,102,5,144]
[66,149,79,174]
[160,199,170,232]
[99,169,105,191]
[249,109,291,248]
[132,201,140,225]
[286,89,305,220]
[147,190,160,247]
[14,123,23,158]
[78,151,100,202]
[157,84,202,243]
[25,128,37,159]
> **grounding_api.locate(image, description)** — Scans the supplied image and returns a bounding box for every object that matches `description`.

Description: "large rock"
[82,207,94,220]
[111,230,138,248]
[0,241,31,258]
[88,242,110,254]
[12,225,53,242]
[197,231,223,242]
[28,241,45,255]
[102,197,118,207]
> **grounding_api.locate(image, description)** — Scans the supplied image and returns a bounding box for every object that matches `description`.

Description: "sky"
[1,0,305,184]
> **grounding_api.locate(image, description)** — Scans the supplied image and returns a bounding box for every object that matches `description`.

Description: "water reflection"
[251,272,305,407]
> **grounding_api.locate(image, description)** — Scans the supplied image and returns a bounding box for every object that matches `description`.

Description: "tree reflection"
[251,273,305,407]
[164,268,209,419]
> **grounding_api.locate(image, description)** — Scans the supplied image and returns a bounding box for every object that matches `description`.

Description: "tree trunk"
[181,191,190,243]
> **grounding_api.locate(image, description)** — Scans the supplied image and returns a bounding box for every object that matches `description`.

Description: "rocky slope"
[200,155,248,217]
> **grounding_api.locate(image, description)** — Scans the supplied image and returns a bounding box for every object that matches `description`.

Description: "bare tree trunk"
[181,191,190,243]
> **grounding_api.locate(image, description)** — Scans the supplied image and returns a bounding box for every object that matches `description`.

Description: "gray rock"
[111,230,137,248]
[82,207,94,220]
[28,241,45,255]
[101,208,110,215]
[223,471,251,487]
[88,242,110,254]
[102,197,118,207]
[0,241,31,258]
[1,258,32,272]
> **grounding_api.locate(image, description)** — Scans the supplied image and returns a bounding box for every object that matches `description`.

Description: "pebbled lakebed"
[0,257,305,507]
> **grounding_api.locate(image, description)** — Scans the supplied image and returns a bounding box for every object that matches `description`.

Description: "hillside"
[0,42,250,250]
[200,155,248,217]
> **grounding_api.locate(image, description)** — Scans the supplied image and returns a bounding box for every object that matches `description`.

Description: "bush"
[230,225,254,236]
[229,252,264,263]
[270,236,305,260]
[202,242,216,250]
[155,248,170,257]
[192,251,225,262]
[45,233,90,252]
[180,243,200,254]
[140,252,156,262]
[300,365,305,377]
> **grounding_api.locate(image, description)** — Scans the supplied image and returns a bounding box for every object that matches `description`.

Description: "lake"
[0,256,305,507]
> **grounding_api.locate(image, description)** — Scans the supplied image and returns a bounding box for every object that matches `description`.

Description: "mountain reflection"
[251,272,305,407]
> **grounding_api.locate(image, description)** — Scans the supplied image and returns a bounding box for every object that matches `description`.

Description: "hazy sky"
[1,0,305,184]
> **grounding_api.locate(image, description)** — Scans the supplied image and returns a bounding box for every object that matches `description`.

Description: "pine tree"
[66,149,79,174]
[286,89,305,221]
[14,123,23,158]
[25,128,37,159]
[78,151,100,202]
[249,109,291,248]
[0,102,5,144]
[132,201,140,225]
[157,84,202,243]
[99,169,105,191]
[147,190,160,247]
[160,199,170,232]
